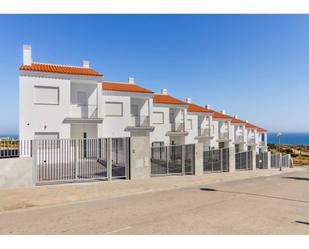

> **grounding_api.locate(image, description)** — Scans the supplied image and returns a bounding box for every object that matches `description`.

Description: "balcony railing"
[198,128,211,137]
[130,115,150,127]
[219,132,229,140]
[170,122,185,132]
[248,137,256,144]
[69,104,98,119]
[235,135,244,143]
[259,141,267,146]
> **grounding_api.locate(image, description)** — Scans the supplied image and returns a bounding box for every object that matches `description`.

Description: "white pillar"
[183,108,187,132]
[229,146,236,172]
[194,143,204,175]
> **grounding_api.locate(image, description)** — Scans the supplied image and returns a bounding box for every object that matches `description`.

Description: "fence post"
[181,145,185,175]
[166,145,170,175]
[107,138,113,180]
[194,143,204,175]
[252,149,256,171]
[229,147,236,172]
[31,140,37,186]
[267,152,271,169]
[74,139,78,180]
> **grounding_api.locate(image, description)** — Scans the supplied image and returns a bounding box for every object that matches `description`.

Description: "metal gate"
[33,137,130,184]
[271,153,281,168]
[151,144,195,176]
[235,150,253,170]
[282,154,290,168]
[203,148,229,173]
[256,152,268,169]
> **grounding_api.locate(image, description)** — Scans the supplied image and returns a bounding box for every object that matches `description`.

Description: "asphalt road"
[0,170,309,234]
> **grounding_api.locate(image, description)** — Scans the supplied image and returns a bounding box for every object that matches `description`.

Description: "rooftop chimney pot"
[161,89,168,95]
[205,104,211,109]
[23,44,32,66]
[221,110,226,114]
[128,77,135,84]
[82,60,90,68]
[186,98,192,103]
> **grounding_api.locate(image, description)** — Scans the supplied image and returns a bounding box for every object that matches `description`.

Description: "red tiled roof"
[19,62,103,76]
[231,117,246,124]
[212,111,233,120]
[245,122,258,129]
[257,127,267,132]
[102,81,154,94]
[187,103,213,113]
[153,94,189,106]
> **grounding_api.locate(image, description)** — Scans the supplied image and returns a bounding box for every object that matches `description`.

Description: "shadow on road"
[295,220,309,226]
[282,176,309,181]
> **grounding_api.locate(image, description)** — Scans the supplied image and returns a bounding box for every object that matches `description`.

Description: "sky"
[0,14,308,134]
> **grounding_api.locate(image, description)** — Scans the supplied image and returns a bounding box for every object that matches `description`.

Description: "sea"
[1,132,309,145]
[268,132,309,145]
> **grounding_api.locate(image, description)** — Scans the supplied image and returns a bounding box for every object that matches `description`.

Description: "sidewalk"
[0,167,306,213]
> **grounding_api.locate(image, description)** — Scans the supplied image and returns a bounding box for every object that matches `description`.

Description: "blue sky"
[0,14,308,134]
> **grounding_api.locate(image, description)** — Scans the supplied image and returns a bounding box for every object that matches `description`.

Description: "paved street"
[0,169,309,234]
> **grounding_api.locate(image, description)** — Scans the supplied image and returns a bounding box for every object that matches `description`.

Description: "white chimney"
[205,104,211,109]
[221,110,226,114]
[234,115,238,119]
[128,77,135,84]
[186,98,192,103]
[161,89,168,95]
[245,120,249,123]
[23,44,32,65]
[82,60,90,68]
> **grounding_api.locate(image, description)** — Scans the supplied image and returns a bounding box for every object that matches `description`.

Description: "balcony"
[166,122,188,136]
[247,137,256,144]
[197,128,213,138]
[130,115,150,127]
[63,104,103,124]
[259,141,267,147]
[235,135,244,143]
[125,115,154,132]
[219,132,229,140]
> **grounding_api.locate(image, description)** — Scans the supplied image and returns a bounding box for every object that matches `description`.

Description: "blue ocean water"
[268,132,309,145]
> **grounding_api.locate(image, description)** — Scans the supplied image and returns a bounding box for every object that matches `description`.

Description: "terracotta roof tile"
[153,94,189,106]
[19,62,103,76]
[245,122,258,129]
[187,103,213,113]
[102,81,154,94]
[257,127,267,132]
[212,111,233,120]
[231,117,246,124]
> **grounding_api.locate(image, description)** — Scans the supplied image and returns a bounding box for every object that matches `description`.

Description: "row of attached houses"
[19,45,268,153]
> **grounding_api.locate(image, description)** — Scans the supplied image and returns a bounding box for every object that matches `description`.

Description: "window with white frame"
[105,102,123,116]
[153,112,164,124]
[187,119,193,130]
[34,86,59,105]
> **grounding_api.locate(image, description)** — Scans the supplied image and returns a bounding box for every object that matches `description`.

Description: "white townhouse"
[19,45,104,141]
[186,101,214,148]
[18,45,268,153]
[230,116,248,153]
[150,89,190,146]
[101,79,155,138]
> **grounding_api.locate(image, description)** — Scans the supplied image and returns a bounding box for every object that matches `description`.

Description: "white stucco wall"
[150,105,170,145]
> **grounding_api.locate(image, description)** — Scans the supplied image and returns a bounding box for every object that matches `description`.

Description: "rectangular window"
[187,119,193,130]
[153,112,164,124]
[34,86,59,105]
[105,102,123,116]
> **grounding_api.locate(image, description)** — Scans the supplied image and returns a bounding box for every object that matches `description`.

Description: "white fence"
[151,144,195,176]
[33,138,130,184]
[235,150,253,170]
[0,139,32,158]
[203,148,229,173]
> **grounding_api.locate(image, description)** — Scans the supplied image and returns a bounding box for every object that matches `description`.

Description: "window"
[153,112,164,124]
[105,102,123,116]
[187,119,193,130]
[34,86,59,105]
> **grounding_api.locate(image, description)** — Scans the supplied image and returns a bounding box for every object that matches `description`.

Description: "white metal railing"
[198,128,211,137]
[219,132,229,140]
[130,115,150,127]
[259,141,267,146]
[235,135,244,143]
[170,123,185,132]
[69,104,98,119]
[0,139,32,158]
[248,137,256,144]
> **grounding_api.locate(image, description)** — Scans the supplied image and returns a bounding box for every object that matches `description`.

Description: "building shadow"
[282,176,309,181]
